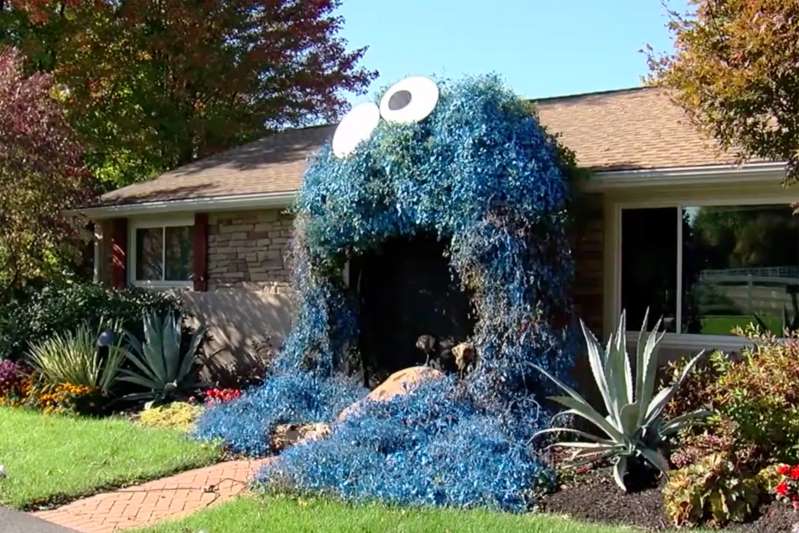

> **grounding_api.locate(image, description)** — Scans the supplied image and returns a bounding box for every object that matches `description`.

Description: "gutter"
[80,190,298,219]
[582,161,787,192]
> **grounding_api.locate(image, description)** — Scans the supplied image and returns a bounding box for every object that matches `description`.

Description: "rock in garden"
[270,422,331,452]
[337,366,445,421]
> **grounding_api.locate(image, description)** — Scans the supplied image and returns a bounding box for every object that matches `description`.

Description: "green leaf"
[613,455,628,491]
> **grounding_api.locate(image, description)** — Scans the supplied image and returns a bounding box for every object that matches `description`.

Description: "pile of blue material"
[196,75,576,511]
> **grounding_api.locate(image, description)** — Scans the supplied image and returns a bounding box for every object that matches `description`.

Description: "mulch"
[539,474,799,532]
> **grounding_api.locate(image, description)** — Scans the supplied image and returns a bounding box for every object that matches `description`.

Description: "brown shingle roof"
[98,87,740,207]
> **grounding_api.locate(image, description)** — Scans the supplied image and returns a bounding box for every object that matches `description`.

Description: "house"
[82,87,798,364]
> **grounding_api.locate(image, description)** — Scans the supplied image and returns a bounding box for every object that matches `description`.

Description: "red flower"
[778,464,791,476]
[776,481,790,496]
[790,466,799,481]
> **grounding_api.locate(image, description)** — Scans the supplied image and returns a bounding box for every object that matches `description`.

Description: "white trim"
[81,191,296,219]
[128,215,195,289]
[584,161,786,192]
[627,332,752,352]
[610,194,799,350]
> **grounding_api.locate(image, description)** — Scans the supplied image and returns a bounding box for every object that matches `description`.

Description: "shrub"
[708,330,799,463]
[259,379,553,511]
[0,280,182,360]
[119,312,205,404]
[26,321,126,394]
[139,402,204,432]
[0,359,27,400]
[195,373,365,456]
[663,453,761,528]
[535,312,707,490]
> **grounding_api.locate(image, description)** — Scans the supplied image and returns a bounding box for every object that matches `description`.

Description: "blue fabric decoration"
[196,75,575,511]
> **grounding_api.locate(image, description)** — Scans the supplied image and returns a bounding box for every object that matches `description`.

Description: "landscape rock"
[337,366,444,421]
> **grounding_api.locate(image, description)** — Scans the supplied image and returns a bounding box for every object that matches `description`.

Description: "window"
[131,221,194,287]
[621,203,799,337]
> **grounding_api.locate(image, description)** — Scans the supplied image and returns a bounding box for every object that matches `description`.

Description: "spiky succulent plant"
[118,312,205,404]
[534,311,708,491]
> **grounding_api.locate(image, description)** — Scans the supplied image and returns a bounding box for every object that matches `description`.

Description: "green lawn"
[0,407,221,509]
[138,495,637,533]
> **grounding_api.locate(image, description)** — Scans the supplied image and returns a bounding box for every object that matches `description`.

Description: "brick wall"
[207,209,294,291]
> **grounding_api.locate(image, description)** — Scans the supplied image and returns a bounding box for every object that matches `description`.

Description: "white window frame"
[610,194,799,352]
[128,215,194,289]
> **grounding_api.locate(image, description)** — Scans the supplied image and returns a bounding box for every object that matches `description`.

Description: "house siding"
[572,194,604,334]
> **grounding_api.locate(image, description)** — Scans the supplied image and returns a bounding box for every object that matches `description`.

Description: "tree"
[0,0,376,187]
[649,1,799,183]
[0,47,92,295]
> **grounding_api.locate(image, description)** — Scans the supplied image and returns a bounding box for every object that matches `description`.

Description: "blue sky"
[337,1,690,103]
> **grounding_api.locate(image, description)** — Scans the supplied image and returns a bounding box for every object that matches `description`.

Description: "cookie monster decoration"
[197,75,576,511]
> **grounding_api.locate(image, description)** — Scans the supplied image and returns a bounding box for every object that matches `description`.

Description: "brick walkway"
[33,458,271,533]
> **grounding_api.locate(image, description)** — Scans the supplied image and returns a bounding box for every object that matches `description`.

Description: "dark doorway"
[352,235,475,386]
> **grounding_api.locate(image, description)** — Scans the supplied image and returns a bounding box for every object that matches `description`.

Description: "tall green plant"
[535,311,708,491]
[119,312,205,404]
[27,321,125,394]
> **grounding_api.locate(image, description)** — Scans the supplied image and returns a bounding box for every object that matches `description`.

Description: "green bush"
[26,321,126,394]
[711,330,799,463]
[0,280,182,360]
[663,453,761,528]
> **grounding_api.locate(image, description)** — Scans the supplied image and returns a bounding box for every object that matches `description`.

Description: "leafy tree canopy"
[0,0,376,187]
[649,0,799,183]
[0,47,91,296]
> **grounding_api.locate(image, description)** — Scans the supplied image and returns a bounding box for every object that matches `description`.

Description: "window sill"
[130,280,193,290]
[625,332,753,353]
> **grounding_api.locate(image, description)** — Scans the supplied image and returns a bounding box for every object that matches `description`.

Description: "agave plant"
[27,320,126,394]
[118,312,206,404]
[534,311,708,491]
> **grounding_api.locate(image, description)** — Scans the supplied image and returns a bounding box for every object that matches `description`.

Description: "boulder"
[338,366,444,421]
[270,422,331,452]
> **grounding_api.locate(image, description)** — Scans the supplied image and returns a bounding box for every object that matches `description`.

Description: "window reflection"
[682,205,799,335]
[621,208,678,332]
[135,228,163,281]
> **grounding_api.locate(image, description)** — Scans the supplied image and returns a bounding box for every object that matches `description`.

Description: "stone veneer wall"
[207,210,294,291]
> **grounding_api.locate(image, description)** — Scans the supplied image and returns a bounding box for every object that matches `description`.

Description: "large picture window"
[131,222,194,287]
[621,204,799,337]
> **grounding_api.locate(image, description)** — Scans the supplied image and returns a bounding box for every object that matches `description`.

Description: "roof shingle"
[99,87,740,207]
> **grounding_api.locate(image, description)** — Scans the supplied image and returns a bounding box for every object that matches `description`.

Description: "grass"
[699,314,782,335]
[0,407,221,509]
[138,494,637,533]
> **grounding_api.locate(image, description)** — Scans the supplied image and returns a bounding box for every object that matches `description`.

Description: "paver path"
[32,458,271,533]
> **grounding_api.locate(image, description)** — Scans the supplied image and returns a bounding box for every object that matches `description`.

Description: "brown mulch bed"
[539,474,799,532]
[539,476,670,531]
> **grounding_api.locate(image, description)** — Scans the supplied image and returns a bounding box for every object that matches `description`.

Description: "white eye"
[379,76,439,124]
[332,102,380,158]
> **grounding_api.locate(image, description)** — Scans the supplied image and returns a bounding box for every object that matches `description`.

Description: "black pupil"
[388,90,412,111]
